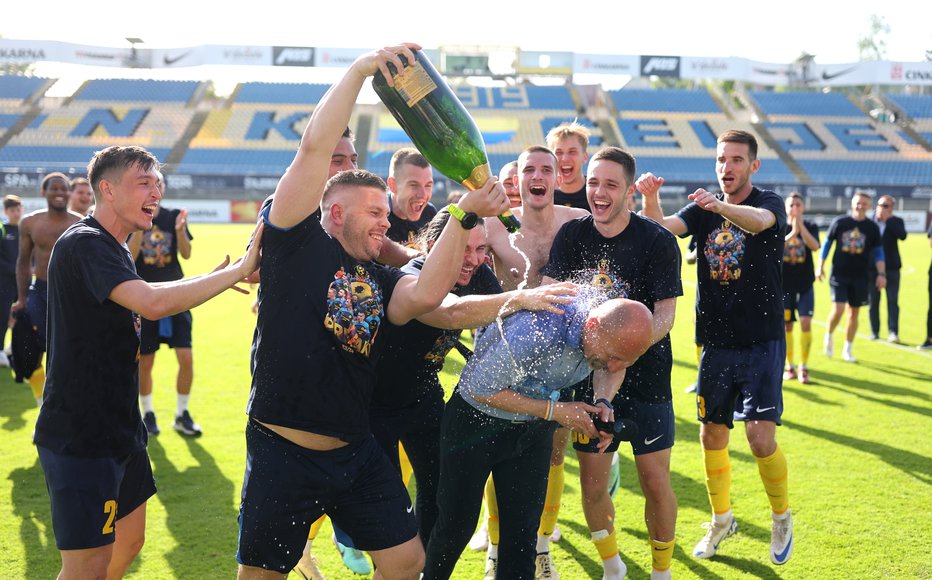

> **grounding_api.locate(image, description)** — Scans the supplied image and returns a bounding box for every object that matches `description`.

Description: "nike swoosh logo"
[163,51,190,66]
[756,406,776,413]
[644,435,663,445]
[406,505,413,514]
[821,66,858,81]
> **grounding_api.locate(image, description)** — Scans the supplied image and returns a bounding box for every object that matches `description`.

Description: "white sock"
[603,554,626,577]
[844,341,853,351]
[536,534,550,553]
[177,394,190,416]
[35,396,43,407]
[713,509,733,525]
[140,394,154,413]
[773,509,790,521]
[487,543,498,559]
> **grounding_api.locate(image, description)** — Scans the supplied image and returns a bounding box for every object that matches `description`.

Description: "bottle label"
[461,163,492,191]
[393,62,437,108]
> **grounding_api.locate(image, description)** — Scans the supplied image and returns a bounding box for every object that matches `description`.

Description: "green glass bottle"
[372,50,520,233]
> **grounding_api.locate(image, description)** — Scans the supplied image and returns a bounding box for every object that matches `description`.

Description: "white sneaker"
[842,345,856,363]
[693,516,737,559]
[484,553,497,580]
[887,333,900,343]
[469,519,489,551]
[770,509,793,565]
[823,334,833,358]
[294,552,327,580]
[535,552,560,579]
[549,524,562,543]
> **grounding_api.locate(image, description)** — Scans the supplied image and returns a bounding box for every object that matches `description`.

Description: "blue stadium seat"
[0,77,47,101]
[75,79,199,103]
[750,91,863,117]
[236,83,330,105]
[609,89,720,114]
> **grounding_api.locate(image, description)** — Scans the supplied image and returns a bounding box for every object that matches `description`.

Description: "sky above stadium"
[3,0,929,95]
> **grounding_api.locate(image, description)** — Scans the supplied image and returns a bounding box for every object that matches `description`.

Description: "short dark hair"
[520,145,557,167]
[3,194,22,210]
[70,176,90,189]
[389,147,430,178]
[87,146,160,195]
[717,130,758,161]
[322,169,387,206]
[590,146,636,187]
[40,172,69,192]
[415,207,484,252]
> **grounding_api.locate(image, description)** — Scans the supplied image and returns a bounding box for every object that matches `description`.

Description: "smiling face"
[587,158,633,228]
[69,182,94,215]
[716,140,758,198]
[499,163,520,208]
[42,176,71,212]
[518,149,558,210]
[850,193,872,219]
[109,163,162,233]
[389,161,434,222]
[340,186,392,261]
[456,225,489,287]
[551,134,588,191]
[329,137,359,177]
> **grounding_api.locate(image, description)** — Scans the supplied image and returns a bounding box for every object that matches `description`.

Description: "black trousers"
[868,269,901,335]
[424,393,556,580]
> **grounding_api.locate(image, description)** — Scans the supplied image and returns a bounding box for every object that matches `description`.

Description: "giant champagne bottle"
[372,50,520,233]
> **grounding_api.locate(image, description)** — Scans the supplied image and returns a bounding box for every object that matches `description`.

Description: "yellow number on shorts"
[102,500,117,534]
[697,395,706,419]
[572,432,590,445]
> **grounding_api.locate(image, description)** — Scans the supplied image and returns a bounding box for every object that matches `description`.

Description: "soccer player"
[424,295,654,580]
[816,191,886,362]
[547,121,591,211]
[782,193,820,384]
[868,195,906,343]
[12,172,82,405]
[128,173,199,437]
[237,43,509,580]
[543,147,681,580]
[386,147,437,248]
[68,176,95,216]
[638,129,794,565]
[0,195,23,366]
[35,145,261,579]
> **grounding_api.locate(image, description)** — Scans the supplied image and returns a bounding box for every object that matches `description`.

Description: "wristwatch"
[447,203,479,230]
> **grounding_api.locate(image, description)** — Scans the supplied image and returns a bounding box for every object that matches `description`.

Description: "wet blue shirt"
[458,294,597,421]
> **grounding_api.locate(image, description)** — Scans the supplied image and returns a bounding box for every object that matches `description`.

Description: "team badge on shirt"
[139,225,174,267]
[840,227,866,255]
[705,220,746,284]
[324,265,385,357]
[783,236,806,265]
[584,259,630,299]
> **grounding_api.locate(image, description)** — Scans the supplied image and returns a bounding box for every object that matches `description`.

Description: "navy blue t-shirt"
[782,220,819,293]
[825,216,882,279]
[372,259,502,413]
[542,213,682,403]
[676,187,786,348]
[248,210,406,441]
[553,184,591,212]
[134,206,193,283]
[387,202,437,249]
[35,217,144,457]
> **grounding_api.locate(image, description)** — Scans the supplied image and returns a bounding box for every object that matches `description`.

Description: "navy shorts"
[37,446,156,550]
[573,395,675,455]
[783,287,815,322]
[829,275,868,307]
[696,340,784,429]
[140,310,192,354]
[237,421,418,572]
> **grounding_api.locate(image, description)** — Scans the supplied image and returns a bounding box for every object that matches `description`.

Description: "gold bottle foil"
[462,163,492,191]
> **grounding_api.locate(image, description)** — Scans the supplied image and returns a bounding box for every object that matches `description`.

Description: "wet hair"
[414,207,484,253]
[590,146,636,187]
[717,130,759,161]
[545,121,590,151]
[40,172,69,192]
[69,176,90,190]
[343,126,355,141]
[389,147,430,178]
[87,146,160,195]
[520,145,558,167]
[321,169,387,208]
[3,194,22,210]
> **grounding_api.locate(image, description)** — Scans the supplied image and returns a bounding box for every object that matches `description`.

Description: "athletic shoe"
[607,455,621,498]
[782,366,796,381]
[549,524,562,543]
[823,334,833,358]
[770,509,794,565]
[0,351,9,367]
[692,517,737,559]
[650,569,671,580]
[173,410,202,437]
[887,333,900,343]
[535,552,560,579]
[798,366,810,385]
[842,345,856,363]
[333,534,372,575]
[868,333,878,341]
[484,554,497,580]
[143,411,160,436]
[683,382,697,393]
[294,552,327,580]
[469,519,489,551]
[918,340,932,350]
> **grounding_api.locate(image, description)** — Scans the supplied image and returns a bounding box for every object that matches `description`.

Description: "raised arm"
[269,44,420,229]
[175,208,192,260]
[636,173,688,236]
[688,188,775,234]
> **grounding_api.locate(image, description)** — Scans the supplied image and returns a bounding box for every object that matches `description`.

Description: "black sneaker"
[918,340,932,351]
[173,410,202,437]
[143,411,160,436]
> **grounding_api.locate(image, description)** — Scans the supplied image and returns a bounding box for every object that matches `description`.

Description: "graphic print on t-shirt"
[423,331,461,364]
[324,265,385,357]
[783,236,806,265]
[704,220,746,284]
[841,227,866,255]
[139,225,174,267]
[585,259,631,299]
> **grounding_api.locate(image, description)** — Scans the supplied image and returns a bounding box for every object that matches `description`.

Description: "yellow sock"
[695,344,702,364]
[592,529,618,560]
[703,447,731,515]
[756,444,789,514]
[399,443,413,488]
[485,475,500,545]
[308,514,325,541]
[538,463,564,536]
[800,331,812,366]
[650,538,675,572]
[27,364,45,400]
[785,327,795,368]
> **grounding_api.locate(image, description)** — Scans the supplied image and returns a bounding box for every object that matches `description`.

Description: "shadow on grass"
[147,436,237,577]
[0,374,38,431]
[809,370,931,419]
[9,456,56,579]
[782,382,843,407]
[785,419,931,484]
[855,358,932,383]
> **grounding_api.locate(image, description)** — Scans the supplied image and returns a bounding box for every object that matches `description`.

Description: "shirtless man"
[12,172,82,404]
[483,145,588,577]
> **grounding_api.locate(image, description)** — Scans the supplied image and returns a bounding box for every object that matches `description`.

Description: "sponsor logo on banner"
[273,47,315,66]
[166,174,193,189]
[221,47,266,65]
[244,176,281,190]
[0,47,46,62]
[891,63,903,81]
[905,69,932,81]
[640,55,680,77]
[316,49,364,67]
[689,59,728,72]
[163,51,191,66]
[3,173,39,188]
[820,66,858,81]
[804,186,832,199]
